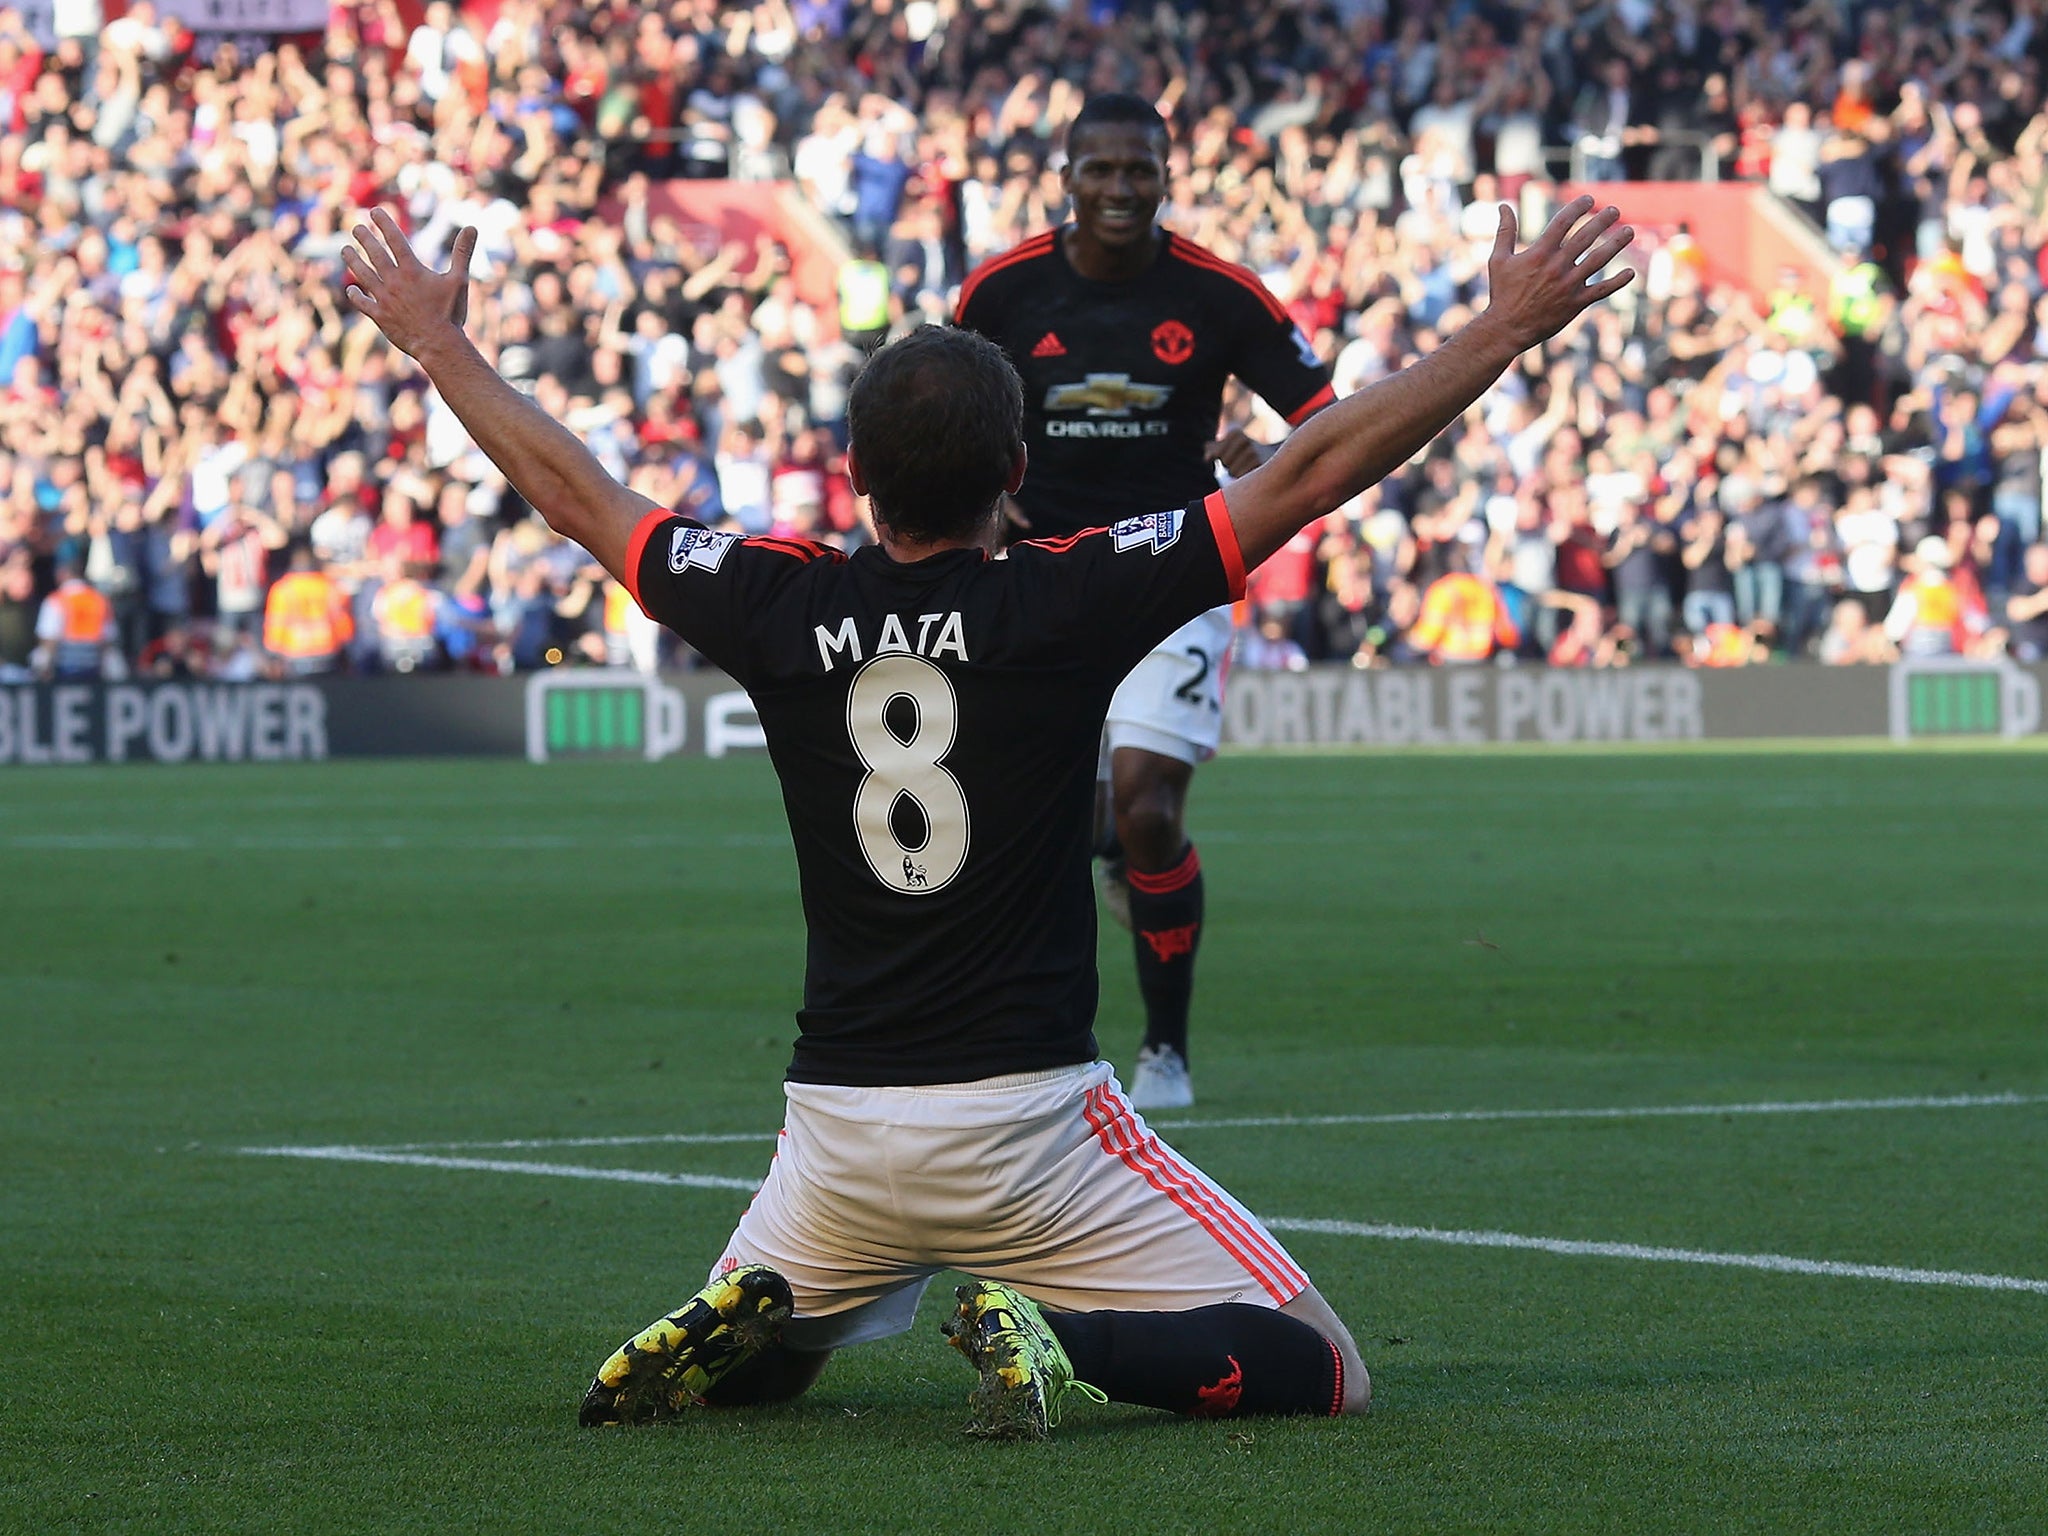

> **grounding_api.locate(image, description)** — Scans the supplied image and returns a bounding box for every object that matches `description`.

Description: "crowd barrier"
[0,660,2040,767]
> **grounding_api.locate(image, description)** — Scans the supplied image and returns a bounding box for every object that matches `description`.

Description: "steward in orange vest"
[371,559,441,672]
[1408,562,1521,664]
[603,577,636,666]
[35,564,115,679]
[264,547,355,674]
[1884,537,1974,657]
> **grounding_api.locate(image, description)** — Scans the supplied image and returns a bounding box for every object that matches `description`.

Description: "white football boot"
[1126,1044,1194,1110]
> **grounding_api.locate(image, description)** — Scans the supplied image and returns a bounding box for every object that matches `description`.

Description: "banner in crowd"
[1218,657,2043,749]
[0,674,762,766]
[0,661,2040,766]
[19,0,327,45]
[155,0,328,34]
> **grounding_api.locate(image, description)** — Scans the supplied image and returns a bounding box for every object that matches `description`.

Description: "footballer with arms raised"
[955,95,1337,1110]
[341,195,1632,1437]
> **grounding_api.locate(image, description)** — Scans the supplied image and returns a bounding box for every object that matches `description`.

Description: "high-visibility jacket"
[1887,574,1968,654]
[41,578,112,676]
[372,577,436,642]
[838,258,891,332]
[1830,261,1886,340]
[264,570,354,659]
[604,580,634,641]
[1409,572,1519,663]
[1767,289,1819,341]
[1697,622,1751,667]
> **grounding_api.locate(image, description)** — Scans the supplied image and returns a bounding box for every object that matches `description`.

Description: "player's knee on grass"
[699,1345,833,1407]
[1280,1287,1371,1415]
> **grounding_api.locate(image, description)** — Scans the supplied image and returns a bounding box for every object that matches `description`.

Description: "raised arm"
[341,210,658,583]
[1222,197,1634,570]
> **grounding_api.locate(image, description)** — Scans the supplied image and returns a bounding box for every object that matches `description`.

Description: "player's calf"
[944,1285,1365,1436]
[1123,837,1204,1108]
[1042,1302,1360,1419]
[696,1342,834,1406]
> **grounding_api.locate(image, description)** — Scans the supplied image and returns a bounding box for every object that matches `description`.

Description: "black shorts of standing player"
[955,94,1338,1108]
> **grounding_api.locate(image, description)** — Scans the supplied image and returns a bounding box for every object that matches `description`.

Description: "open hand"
[1205,428,1272,478]
[1483,196,1635,353]
[342,210,478,360]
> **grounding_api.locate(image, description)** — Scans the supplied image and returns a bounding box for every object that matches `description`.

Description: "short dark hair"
[847,327,1023,544]
[1066,93,1169,155]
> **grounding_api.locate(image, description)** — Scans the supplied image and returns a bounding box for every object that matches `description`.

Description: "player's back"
[623,503,1245,1086]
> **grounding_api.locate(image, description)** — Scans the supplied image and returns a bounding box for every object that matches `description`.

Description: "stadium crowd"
[3,0,2048,684]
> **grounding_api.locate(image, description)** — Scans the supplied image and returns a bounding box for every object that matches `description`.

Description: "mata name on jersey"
[814,610,970,672]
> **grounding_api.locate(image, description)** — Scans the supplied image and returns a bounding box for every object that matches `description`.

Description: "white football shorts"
[1103,604,1234,766]
[711,1060,1310,1350]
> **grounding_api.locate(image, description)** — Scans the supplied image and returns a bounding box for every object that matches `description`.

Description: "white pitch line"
[238,1145,760,1191]
[1152,1091,2048,1133]
[1263,1217,2048,1296]
[0,831,790,852]
[237,1145,2048,1298]
[377,1131,780,1152]
[349,1091,2048,1153]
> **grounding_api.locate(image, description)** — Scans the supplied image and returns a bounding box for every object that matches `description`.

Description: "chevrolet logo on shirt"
[1043,375,1175,417]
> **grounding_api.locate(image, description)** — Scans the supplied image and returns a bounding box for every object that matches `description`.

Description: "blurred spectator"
[1605,501,1676,658]
[1819,598,1895,666]
[0,545,37,680]
[1407,549,1519,665]
[263,545,354,676]
[368,558,441,673]
[2008,544,2048,661]
[35,559,116,679]
[1678,506,1736,635]
[1885,536,1984,658]
[1309,537,1390,667]
[201,504,287,638]
[1236,606,1308,672]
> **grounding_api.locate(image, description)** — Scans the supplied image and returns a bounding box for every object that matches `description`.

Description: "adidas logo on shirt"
[1031,332,1067,358]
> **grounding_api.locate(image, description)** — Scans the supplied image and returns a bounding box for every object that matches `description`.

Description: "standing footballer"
[955,95,1335,1109]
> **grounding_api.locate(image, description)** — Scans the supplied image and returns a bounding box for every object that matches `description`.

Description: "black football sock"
[699,1344,832,1406]
[1126,841,1202,1058]
[1043,1305,1344,1418]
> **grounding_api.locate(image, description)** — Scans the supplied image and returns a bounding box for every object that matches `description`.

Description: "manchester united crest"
[1151,319,1194,366]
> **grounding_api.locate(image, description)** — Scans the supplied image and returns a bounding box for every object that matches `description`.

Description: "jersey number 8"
[847,653,971,895]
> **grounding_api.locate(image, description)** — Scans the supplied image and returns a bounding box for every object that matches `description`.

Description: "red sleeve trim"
[1204,490,1246,600]
[955,230,1058,322]
[744,536,846,562]
[621,509,670,612]
[1015,526,1110,556]
[1169,234,1291,324]
[1286,382,1337,426]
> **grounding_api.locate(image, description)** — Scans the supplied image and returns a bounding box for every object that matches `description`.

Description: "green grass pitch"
[3,745,2045,1533]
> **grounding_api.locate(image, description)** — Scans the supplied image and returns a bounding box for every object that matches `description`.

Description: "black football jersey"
[626,495,1248,1086]
[954,227,1335,539]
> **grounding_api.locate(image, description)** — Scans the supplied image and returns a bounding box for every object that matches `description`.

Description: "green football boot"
[941,1280,1108,1440]
[579,1264,794,1426]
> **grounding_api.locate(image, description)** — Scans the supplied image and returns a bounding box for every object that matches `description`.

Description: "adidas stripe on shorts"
[711,1061,1309,1350]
